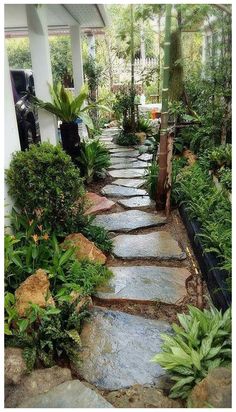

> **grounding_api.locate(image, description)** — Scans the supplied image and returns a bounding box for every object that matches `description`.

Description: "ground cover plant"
[116,131,139,146]
[77,139,111,183]
[152,305,231,400]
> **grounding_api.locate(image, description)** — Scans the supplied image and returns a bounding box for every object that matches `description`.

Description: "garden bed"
[179,204,231,311]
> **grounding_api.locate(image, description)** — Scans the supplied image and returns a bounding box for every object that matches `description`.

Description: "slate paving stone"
[112,178,145,188]
[117,196,155,209]
[84,192,115,215]
[18,380,113,408]
[109,169,147,178]
[109,147,135,153]
[94,210,166,232]
[109,160,150,170]
[77,307,171,390]
[101,184,147,197]
[138,153,153,162]
[110,157,136,165]
[113,232,186,260]
[95,266,190,304]
[111,150,139,158]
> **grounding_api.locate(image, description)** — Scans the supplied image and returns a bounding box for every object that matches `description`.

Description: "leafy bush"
[5,143,85,235]
[77,139,111,183]
[207,144,232,171]
[80,222,113,254]
[152,305,231,400]
[174,163,231,274]
[144,162,159,200]
[218,168,231,192]
[136,117,152,134]
[116,132,139,146]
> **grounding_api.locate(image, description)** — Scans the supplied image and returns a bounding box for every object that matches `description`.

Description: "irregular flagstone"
[95,266,190,304]
[110,157,136,165]
[101,184,147,197]
[111,150,139,158]
[138,153,153,162]
[109,160,150,169]
[113,178,145,188]
[109,147,136,153]
[84,192,115,216]
[113,232,186,260]
[18,380,113,408]
[117,196,155,209]
[77,307,171,390]
[93,210,166,232]
[109,169,147,178]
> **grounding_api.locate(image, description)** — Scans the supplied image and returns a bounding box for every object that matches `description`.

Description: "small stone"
[109,169,147,178]
[77,307,171,390]
[138,153,153,162]
[15,269,54,317]
[101,184,147,197]
[17,380,113,408]
[112,178,145,188]
[111,150,139,158]
[118,196,154,209]
[94,210,166,232]
[109,160,150,169]
[61,233,106,264]
[84,192,115,215]
[188,367,231,408]
[113,232,186,260]
[5,348,27,386]
[5,366,72,408]
[95,266,190,304]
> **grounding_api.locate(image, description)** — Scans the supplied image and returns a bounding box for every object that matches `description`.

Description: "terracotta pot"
[60,122,80,160]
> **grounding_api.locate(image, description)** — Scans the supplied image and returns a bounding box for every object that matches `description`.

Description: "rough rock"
[188,367,231,408]
[4,348,27,386]
[110,150,139,158]
[95,266,190,304]
[15,269,54,317]
[61,233,106,264]
[138,153,153,162]
[108,169,147,178]
[5,366,72,408]
[109,160,150,169]
[101,184,147,197]
[94,210,166,232]
[105,384,183,408]
[112,178,145,188]
[135,132,146,144]
[110,156,136,165]
[76,296,93,313]
[117,196,155,209]
[77,307,171,390]
[83,192,115,215]
[113,232,186,260]
[18,380,113,408]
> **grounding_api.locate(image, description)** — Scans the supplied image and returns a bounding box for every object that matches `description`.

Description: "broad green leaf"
[191,348,201,370]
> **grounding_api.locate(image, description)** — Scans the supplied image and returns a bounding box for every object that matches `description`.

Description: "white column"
[87,33,96,59]
[70,24,84,95]
[4,47,21,226]
[26,4,57,144]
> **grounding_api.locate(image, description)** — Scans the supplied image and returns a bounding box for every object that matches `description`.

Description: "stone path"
[76,128,190,394]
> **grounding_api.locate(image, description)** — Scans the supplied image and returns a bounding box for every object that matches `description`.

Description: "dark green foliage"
[144,162,159,200]
[83,57,103,101]
[5,143,85,235]
[136,117,152,134]
[77,139,111,183]
[116,131,139,146]
[218,168,231,192]
[206,144,232,171]
[152,305,231,400]
[112,87,136,132]
[80,223,113,254]
[173,163,231,274]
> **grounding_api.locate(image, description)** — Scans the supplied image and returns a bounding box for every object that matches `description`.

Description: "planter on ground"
[60,122,80,160]
[179,204,231,311]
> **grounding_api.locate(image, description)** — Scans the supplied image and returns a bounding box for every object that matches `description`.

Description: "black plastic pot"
[179,204,231,311]
[60,122,80,160]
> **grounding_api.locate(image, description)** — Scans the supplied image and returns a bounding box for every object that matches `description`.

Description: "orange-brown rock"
[15,269,55,317]
[135,132,146,145]
[84,192,115,216]
[76,296,93,313]
[61,233,107,265]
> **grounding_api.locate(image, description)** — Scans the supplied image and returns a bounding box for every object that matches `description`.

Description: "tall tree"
[156,4,172,210]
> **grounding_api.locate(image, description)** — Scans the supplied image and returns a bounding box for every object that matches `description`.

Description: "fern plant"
[77,139,111,183]
[152,305,231,400]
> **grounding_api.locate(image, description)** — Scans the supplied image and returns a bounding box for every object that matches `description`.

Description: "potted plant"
[31,83,104,160]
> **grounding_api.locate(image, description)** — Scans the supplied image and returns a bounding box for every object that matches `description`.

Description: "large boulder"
[5,366,72,408]
[5,347,27,386]
[61,233,107,264]
[15,269,54,317]
[188,367,231,408]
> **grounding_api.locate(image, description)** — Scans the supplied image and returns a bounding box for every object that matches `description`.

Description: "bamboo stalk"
[165,131,174,217]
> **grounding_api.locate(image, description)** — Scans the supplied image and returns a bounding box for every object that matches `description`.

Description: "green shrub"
[5,143,85,235]
[207,144,232,171]
[144,162,159,200]
[116,132,139,146]
[77,139,111,183]
[218,168,231,192]
[136,117,152,134]
[152,305,231,400]
[80,222,113,254]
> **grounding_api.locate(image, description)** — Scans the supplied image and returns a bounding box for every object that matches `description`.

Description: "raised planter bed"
[179,204,231,311]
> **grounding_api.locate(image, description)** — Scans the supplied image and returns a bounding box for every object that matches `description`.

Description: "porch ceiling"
[4,4,109,34]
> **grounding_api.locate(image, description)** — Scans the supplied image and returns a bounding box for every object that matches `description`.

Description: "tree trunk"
[130,4,136,132]
[165,131,174,216]
[157,14,161,102]
[156,4,172,210]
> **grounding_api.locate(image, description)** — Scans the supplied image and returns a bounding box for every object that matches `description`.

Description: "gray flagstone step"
[101,184,147,197]
[111,150,139,158]
[109,160,150,169]
[117,196,154,209]
[109,169,147,178]
[112,178,145,188]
